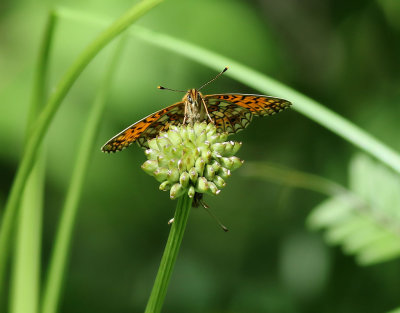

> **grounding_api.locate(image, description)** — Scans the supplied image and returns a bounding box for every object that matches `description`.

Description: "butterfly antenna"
[198,66,229,91]
[201,202,229,232]
[157,86,186,92]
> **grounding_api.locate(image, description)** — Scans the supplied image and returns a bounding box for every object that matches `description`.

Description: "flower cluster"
[141,122,243,200]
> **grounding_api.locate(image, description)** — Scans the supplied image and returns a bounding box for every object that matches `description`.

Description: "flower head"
[141,122,243,200]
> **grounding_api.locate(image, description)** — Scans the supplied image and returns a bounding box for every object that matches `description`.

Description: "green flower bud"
[204,165,215,181]
[167,168,180,183]
[230,141,242,156]
[188,127,197,143]
[170,183,185,199]
[157,155,169,168]
[188,186,195,198]
[194,122,206,133]
[156,136,171,150]
[179,171,190,188]
[148,138,159,151]
[218,167,231,180]
[213,175,226,189]
[208,182,220,195]
[195,177,209,193]
[167,129,182,145]
[212,150,223,159]
[177,158,185,172]
[196,130,207,143]
[153,167,169,182]
[212,143,226,154]
[141,122,244,202]
[230,156,244,171]
[195,157,205,176]
[210,160,221,172]
[219,133,228,142]
[201,149,212,162]
[141,160,158,174]
[159,181,171,191]
[206,122,215,132]
[219,157,233,169]
[145,148,158,160]
[189,167,198,183]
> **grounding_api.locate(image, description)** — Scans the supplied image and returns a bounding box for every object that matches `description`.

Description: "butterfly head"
[182,89,207,124]
[184,88,203,105]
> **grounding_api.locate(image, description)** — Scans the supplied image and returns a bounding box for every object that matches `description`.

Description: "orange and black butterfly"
[101,67,291,153]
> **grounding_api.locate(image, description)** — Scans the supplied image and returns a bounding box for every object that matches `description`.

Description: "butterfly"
[101,67,291,153]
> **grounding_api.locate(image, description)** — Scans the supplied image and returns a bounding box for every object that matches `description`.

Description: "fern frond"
[308,154,400,265]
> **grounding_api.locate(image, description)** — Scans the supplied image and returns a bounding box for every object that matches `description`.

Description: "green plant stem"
[7,12,56,310]
[10,160,44,313]
[27,12,56,136]
[39,36,127,313]
[242,162,348,196]
[0,0,162,298]
[145,195,193,313]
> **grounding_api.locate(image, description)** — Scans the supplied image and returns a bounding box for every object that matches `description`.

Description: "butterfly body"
[182,88,209,125]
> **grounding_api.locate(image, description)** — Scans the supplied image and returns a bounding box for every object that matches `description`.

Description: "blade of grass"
[0,0,162,300]
[145,195,193,313]
[40,36,127,313]
[130,26,400,175]
[9,12,57,313]
[10,161,44,313]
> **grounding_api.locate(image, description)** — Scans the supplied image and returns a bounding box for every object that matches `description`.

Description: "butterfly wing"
[205,94,291,134]
[102,102,185,152]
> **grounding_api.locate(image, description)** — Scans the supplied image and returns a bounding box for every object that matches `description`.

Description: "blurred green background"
[1,0,400,312]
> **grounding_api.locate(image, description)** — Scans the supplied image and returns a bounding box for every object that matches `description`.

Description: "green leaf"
[307,196,353,230]
[307,154,400,266]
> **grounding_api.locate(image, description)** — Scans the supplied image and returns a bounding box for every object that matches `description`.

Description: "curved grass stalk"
[8,12,57,311]
[40,35,127,313]
[0,0,162,299]
[130,26,400,175]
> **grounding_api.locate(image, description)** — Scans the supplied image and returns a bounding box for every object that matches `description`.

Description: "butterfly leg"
[183,102,188,124]
[201,96,214,124]
[193,193,228,232]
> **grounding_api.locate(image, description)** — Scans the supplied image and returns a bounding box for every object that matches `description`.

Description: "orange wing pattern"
[102,102,185,152]
[206,100,253,134]
[205,94,291,134]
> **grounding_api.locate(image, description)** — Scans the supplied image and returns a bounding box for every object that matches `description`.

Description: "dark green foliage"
[1,1,400,313]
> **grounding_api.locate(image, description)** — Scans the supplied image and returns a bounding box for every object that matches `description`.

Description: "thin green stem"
[10,160,44,313]
[145,195,193,313]
[26,12,57,136]
[242,162,348,196]
[5,12,56,309]
[40,36,127,313]
[0,0,162,298]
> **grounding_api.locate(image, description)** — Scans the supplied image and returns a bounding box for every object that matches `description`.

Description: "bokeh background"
[1,0,400,312]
